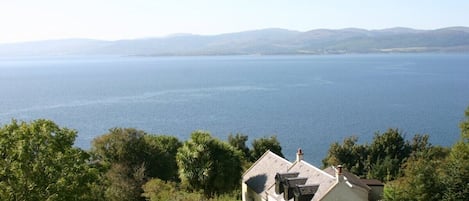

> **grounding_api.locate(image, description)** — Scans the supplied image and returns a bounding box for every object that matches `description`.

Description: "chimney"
[296,148,304,162]
[336,165,344,182]
[337,165,343,174]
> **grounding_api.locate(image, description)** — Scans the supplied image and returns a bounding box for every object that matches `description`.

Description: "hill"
[1,27,469,56]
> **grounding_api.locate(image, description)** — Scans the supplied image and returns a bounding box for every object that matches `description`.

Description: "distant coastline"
[1,27,469,57]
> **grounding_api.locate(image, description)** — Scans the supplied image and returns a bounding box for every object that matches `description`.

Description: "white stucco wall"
[242,183,265,201]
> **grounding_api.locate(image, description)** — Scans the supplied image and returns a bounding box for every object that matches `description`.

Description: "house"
[242,149,383,201]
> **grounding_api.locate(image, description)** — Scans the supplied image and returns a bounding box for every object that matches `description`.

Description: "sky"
[1,0,469,44]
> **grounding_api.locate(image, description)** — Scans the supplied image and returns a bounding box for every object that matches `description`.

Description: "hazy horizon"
[1,26,467,45]
[1,0,469,44]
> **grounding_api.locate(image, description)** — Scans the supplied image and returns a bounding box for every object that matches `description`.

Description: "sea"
[1,54,468,165]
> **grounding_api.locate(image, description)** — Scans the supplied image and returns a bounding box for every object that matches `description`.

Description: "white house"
[242,149,383,201]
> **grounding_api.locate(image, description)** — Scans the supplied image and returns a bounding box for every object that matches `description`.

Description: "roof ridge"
[300,161,335,179]
[329,166,372,191]
[242,150,292,177]
[287,160,299,171]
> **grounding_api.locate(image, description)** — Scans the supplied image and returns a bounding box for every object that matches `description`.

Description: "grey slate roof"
[243,150,292,196]
[359,179,384,186]
[323,166,371,191]
[244,151,375,201]
[267,160,336,201]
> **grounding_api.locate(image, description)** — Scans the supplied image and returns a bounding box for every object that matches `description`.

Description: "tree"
[441,106,469,201]
[384,147,447,201]
[321,129,435,181]
[142,178,239,201]
[91,128,148,201]
[0,119,99,201]
[176,131,243,197]
[384,106,469,201]
[409,134,431,155]
[366,129,411,181]
[383,180,411,201]
[322,136,368,177]
[144,135,182,181]
[92,128,182,181]
[142,178,180,201]
[91,128,182,201]
[92,128,147,167]
[228,133,250,159]
[461,107,469,140]
[250,135,284,161]
[104,163,146,201]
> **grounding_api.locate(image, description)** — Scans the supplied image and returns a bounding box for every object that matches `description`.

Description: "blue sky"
[1,0,468,43]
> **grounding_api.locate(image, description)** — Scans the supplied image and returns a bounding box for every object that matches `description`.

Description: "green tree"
[92,128,147,166]
[322,136,368,177]
[442,107,469,201]
[250,135,284,161]
[322,129,434,181]
[104,163,146,201]
[176,131,243,197]
[384,106,469,201]
[409,134,431,155]
[144,135,182,181]
[92,128,181,180]
[91,128,148,201]
[142,178,180,201]
[462,107,469,139]
[383,181,411,201]
[142,178,239,201]
[366,129,411,181]
[0,119,99,201]
[228,133,250,159]
[91,128,182,201]
[384,148,447,201]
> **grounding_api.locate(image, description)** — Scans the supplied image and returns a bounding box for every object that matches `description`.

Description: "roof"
[243,150,292,197]
[360,179,384,186]
[244,151,374,201]
[266,160,337,201]
[323,166,371,191]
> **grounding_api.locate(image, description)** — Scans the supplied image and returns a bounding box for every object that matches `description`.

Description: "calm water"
[1,54,468,165]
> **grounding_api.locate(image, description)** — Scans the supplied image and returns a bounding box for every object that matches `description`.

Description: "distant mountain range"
[1,27,469,56]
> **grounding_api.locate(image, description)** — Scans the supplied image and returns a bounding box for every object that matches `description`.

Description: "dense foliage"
[382,107,469,201]
[91,128,182,201]
[322,107,469,201]
[0,119,100,201]
[177,131,242,197]
[89,129,282,200]
[228,133,284,163]
[228,133,250,159]
[142,178,239,201]
[322,129,438,181]
[1,106,468,200]
[250,135,284,161]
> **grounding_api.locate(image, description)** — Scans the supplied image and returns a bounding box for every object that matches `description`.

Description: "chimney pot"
[336,165,345,182]
[337,165,343,175]
[296,148,304,162]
